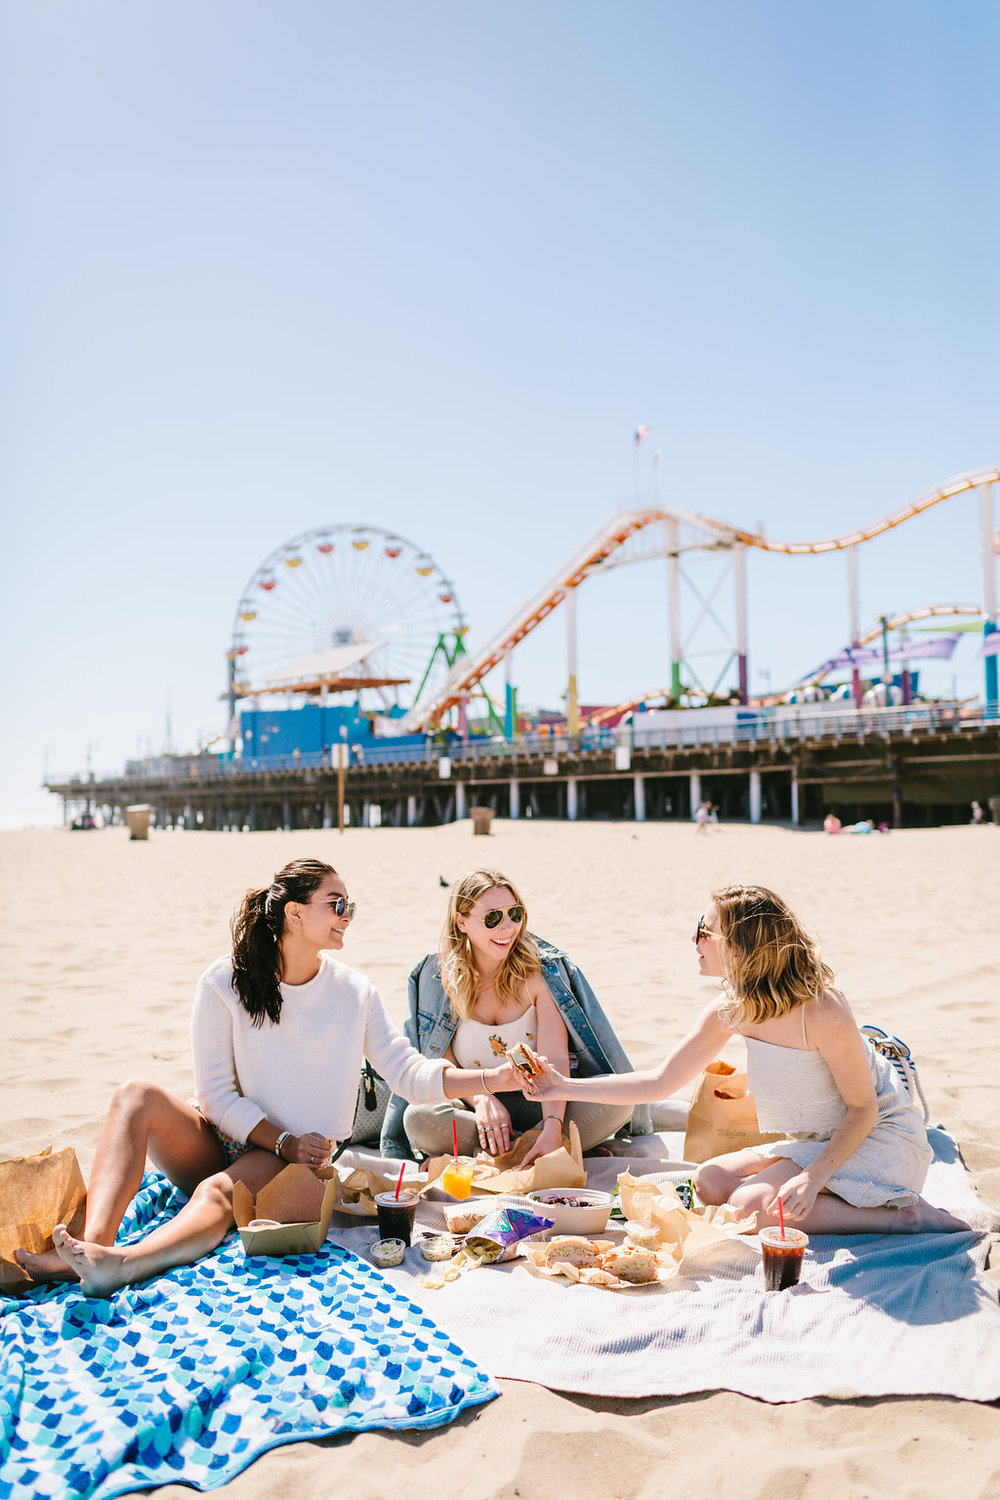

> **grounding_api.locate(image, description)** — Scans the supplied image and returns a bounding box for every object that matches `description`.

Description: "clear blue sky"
[3,1,998,826]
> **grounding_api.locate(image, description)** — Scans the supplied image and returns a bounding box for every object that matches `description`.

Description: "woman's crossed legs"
[694,1148,968,1234]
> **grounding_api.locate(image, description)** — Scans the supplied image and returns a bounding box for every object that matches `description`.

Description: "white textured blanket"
[328,1129,1000,1403]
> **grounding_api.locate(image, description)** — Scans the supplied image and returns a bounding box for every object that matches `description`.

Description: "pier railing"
[48,701,995,788]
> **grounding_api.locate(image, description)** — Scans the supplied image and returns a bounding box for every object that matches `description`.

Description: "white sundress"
[744,1024,932,1209]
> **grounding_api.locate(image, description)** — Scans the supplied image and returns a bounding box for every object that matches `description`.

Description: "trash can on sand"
[469,807,494,836]
[126,805,153,841]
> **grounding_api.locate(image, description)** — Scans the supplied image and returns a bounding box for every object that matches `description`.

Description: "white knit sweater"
[191,953,448,1143]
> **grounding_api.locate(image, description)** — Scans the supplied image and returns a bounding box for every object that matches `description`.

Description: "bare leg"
[693,1147,777,1206]
[50,1148,286,1297]
[718,1158,970,1235]
[15,1080,226,1282]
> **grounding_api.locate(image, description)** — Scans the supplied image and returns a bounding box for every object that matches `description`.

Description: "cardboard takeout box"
[232,1165,339,1257]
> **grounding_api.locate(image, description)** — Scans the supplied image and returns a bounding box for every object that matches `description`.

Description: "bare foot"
[898,1199,971,1233]
[52,1224,133,1298]
[13,1245,80,1283]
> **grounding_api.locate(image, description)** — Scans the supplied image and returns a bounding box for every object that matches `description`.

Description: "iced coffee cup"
[375,1191,419,1246]
[759,1226,808,1290]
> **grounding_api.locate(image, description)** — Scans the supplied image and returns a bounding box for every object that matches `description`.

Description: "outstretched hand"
[490,1060,520,1093]
[519,1056,568,1100]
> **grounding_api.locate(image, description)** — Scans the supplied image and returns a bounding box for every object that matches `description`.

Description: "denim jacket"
[380,936,652,1159]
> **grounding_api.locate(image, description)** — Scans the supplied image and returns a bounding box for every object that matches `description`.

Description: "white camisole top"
[451,1005,538,1070]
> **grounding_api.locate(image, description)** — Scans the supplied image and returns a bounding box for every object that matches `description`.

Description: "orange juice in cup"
[441,1158,474,1199]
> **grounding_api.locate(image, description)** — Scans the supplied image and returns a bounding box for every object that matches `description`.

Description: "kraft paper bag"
[0,1146,87,1294]
[425,1120,587,1197]
[683,1059,783,1163]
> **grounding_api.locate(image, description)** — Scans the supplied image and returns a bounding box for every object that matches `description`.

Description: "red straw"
[394,1160,406,1200]
[777,1195,786,1239]
[452,1119,459,1162]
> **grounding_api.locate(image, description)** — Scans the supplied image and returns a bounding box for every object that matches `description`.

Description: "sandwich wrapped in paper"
[521,1234,668,1288]
[521,1173,758,1290]
[506,1041,543,1080]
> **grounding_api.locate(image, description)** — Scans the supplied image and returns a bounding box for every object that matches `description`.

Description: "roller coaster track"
[685,464,1000,556]
[855,602,984,646]
[408,466,999,729]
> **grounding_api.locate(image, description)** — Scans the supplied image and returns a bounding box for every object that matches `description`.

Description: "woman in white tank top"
[525,883,968,1237]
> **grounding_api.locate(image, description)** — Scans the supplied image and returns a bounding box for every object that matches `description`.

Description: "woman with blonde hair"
[525,883,966,1234]
[381,868,648,1163]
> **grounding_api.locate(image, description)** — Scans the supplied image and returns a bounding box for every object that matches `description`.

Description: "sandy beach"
[3,819,999,1499]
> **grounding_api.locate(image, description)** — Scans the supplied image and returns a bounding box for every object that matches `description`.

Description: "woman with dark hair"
[525,882,967,1235]
[381,868,647,1164]
[16,859,517,1296]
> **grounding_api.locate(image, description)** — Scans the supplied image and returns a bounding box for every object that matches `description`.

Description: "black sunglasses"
[480,904,525,929]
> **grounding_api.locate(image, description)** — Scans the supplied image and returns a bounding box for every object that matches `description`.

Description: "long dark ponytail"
[230,858,337,1026]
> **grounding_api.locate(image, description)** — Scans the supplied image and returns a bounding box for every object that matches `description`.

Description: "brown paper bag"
[683,1060,783,1163]
[425,1120,587,1198]
[0,1146,87,1294]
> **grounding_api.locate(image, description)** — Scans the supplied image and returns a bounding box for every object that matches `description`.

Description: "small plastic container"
[371,1237,405,1268]
[623,1219,660,1250]
[419,1234,457,1262]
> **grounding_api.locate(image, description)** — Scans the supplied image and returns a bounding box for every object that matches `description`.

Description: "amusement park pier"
[44,468,1000,831]
[47,702,999,832]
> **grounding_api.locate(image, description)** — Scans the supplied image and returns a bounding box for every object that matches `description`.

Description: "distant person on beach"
[823,812,842,835]
[524,883,967,1235]
[381,868,648,1162]
[970,800,985,825]
[694,801,711,833]
[16,859,519,1296]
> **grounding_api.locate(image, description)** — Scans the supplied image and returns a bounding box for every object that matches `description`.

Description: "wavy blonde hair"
[713,883,834,1026]
[439,869,541,1021]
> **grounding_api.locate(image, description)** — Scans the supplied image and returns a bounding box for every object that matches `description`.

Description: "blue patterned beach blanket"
[0,1174,497,1500]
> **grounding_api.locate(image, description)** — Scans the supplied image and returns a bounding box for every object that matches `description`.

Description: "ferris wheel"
[227,524,466,717]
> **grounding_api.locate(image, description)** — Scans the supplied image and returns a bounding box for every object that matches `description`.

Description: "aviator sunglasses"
[478,903,525,929]
[695,915,721,943]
